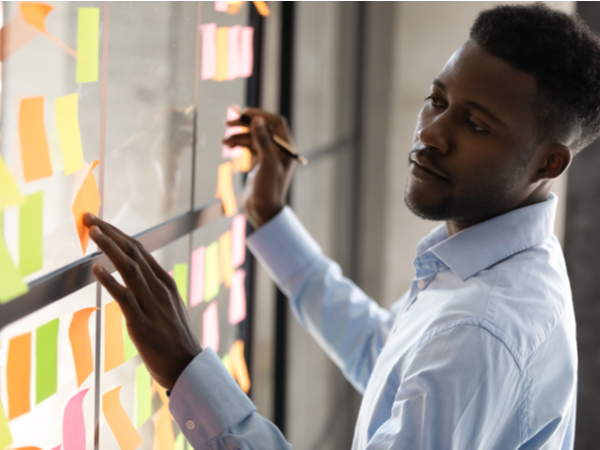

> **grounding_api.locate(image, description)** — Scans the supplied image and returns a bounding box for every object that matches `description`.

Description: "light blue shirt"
[170,193,577,449]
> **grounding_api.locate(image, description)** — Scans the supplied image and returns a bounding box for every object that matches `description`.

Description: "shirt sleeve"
[169,348,291,449]
[365,325,523,449]
[247,206,394,393]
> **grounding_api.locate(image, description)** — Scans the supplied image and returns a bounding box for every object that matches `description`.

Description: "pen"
[233,108,308,165]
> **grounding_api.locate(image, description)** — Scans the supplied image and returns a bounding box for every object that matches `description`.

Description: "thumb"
[251,116,277,164]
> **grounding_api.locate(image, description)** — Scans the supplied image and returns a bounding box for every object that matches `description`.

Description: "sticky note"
[253,1,270,16]
[123,317,138,361]
[7,332,31,419]
[216,162,238,217]
[72,160,101,254]
[199,23,217,80]
[69,307,98,387]
[215,27,228,81]
[222,144,243,160]
[227,106,241,121]
[190,246,205,307]
[232,148,252,173]
[77,8,100,83]
[56,93,84,176]
[62,389,89,450]
[19,191,44,276]
[228,1,244,14]
[0,398,12,450]
[102,386,143,450]
[19,96,53,182]
[104,301,125,372]
[51,446,61,450]
[154,406,175,450]
[0,14,39,61]
[230,339,250,393]
[173,264,188,306]
[229,269,246,325]
[215,1,228,12]
[227,25,241,80]
[231,214,246,267]
[36,318,59,404]
[0,232,29,304]
[0,154,24,208]
[135,363,152,428]
[239,27,254,78]
[175,432,186,450]
[221,353,233,376]
[204,241,220,301]
[19,2,53,32]
[202,301,219,352]
[219,231,234,287]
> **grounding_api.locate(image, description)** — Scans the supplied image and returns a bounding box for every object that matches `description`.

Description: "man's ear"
[533,143,572,181]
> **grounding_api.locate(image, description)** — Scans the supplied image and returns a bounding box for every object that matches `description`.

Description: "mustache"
[408,148,451,181]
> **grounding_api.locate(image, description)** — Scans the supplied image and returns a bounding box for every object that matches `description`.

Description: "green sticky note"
[0,397,12,450]
[77,8,100,83]
[175,432,186,450]
[123,316,138,361]
[55,93,84,175]
[36,318,59,404]
[135,363,152,428]
[174,263,188,306]
[0,154,24,209]
[204,241,220,301]
[19,191,43,276]
[0,232,28,304]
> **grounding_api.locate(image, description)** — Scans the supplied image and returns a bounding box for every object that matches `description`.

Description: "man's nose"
[416,112,452,154]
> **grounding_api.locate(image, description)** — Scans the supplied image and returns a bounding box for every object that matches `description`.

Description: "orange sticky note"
[154,406,175,450]
[219,231,234,287]
[7,332,31,419]
[0,14,38,61]
[228,1,244,14]
[19,3,78,59]
[215,162,238,217]
[215,27,229,81]
[104,301,126,372]
[69,307,98,387]
[72,160,101,254]
[19,96,53,182]
[230,339,250,393]
[252,1,270,16]
[232,148,252,173]
[102,386,143,450]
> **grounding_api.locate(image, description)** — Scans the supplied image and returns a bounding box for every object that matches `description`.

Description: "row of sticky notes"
[214,1,270,16]
[200,23,254,81]
[1,4,99,83]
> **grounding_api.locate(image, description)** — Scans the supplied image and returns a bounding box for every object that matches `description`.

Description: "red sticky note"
[63,389,89,450]
[104,301,126,372]
[69,307,98,387]
[190,246,205,307]
[229,269,246,325]
[72,161,101,254]
[202,302,219,352]
[19,96,53,182]
[200,23,217,80]
[7,332,31,419]
[231,214,246,267]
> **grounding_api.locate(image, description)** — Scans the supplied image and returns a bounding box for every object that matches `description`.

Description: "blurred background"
[251,2,600,449]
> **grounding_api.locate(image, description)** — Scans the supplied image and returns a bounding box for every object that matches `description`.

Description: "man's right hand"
[223,108,297,229]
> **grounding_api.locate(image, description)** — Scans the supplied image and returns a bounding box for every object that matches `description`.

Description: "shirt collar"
[415,193,558,282]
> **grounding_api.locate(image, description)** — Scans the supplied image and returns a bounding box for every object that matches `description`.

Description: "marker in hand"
[233,107,308,165]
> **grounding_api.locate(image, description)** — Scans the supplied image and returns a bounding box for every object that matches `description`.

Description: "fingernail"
[90,226,102,236]
[93,263,105,274]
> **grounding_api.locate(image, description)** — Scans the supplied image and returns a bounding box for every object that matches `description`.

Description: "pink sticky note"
[215,1,228,12]
[168,270,174,278]
[200,23,217,80]
[222,144,244,159]
[51,446,61,450]
[229,269,246,325]
[202,302,219,352]
[239,26,254,78]
[190,246,205,307]
[227,25,242,80]
[231,214,246,267]
[227,106,241,121]
[63,388,89,450]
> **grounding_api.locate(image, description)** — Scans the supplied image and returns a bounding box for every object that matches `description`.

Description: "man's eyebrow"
[431,78,505,127]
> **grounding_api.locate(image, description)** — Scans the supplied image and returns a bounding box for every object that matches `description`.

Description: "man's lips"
[410,155,449,181]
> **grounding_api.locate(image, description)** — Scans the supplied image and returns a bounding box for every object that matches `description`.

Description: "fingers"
[93,264,143,320]
[222,134,254,152]
[251,116,279,165]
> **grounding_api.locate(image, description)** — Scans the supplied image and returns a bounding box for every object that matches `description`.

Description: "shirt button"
[186,419,196,430]
[417,279,426,289]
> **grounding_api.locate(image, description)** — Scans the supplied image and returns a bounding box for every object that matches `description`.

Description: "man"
[85,4,600,448]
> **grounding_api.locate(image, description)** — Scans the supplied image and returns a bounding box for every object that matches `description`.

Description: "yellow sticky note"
[102,386,143,450]
[0,397,12,450]
[72,161,101,254]
[19,96,53,182]
[19,191,44,276]
[204,241,220,301]
[56,93,84,176]
[104,301,125,372]
[215,162,238,217]
[215,27,229,81]
[219,231,234,287]
[0,154,24,208]
[0,232,28,304]
[77,8,100,83]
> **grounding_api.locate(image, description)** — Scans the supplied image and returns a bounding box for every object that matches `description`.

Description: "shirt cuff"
[246,206,322,285]
[169,348,256,448]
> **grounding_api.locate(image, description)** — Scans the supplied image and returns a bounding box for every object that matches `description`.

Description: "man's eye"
[467,119,486,132]
[424,95,440,107]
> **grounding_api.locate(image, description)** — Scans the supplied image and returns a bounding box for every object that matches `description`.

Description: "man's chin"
[404,191,452,222]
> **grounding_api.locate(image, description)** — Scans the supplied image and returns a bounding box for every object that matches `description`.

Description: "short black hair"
[470,3,600,153]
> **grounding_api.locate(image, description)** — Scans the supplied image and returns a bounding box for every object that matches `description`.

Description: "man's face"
[405,40,541,225]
